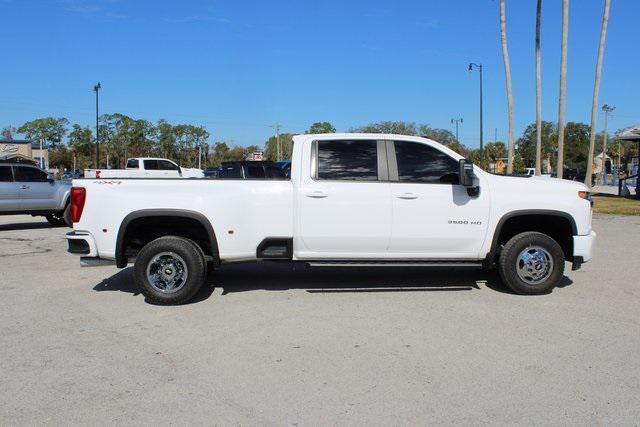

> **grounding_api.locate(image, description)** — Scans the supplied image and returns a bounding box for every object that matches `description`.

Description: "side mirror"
[458,159,474,187]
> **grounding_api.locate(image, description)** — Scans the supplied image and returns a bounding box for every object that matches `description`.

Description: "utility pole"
[450,118,463,142]
[601,104,615,185]
[468,63,484,165]
[94,82,101,168]
[271,123,282,161]
[198,145,202,169]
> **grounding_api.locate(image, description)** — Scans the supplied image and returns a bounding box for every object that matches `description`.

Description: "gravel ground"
[0,214,639,425]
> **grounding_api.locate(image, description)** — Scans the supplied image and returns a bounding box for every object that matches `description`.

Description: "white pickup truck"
[66,133,596,304]
[84,157,204,179]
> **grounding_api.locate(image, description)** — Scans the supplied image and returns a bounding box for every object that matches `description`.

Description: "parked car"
[203,167,220,179]
[84,158,204,179]
[0,162,72,226]
[66,133,595,304]
[276,160,292,177]
[61,171,84,181]
[217,161,287,179]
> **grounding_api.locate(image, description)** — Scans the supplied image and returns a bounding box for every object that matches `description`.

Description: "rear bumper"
[573,230,597,263]
[66,231,98,257]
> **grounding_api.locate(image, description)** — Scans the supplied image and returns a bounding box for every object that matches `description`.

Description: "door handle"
[20,185,30,190]
[396,192,418,200]
[306,190,328,199]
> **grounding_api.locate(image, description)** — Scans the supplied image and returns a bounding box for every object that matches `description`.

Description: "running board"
[307,261,483,268]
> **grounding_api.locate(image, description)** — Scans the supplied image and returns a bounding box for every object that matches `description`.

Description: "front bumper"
[573,230,597,263]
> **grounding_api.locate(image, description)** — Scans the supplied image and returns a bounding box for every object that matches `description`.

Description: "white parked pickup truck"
[84,157,204,179]
[66,133,596,304]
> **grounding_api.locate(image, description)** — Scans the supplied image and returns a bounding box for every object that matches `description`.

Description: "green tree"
[17,117,69,147]
[516,121,557,168]
[68,124,95,169]
[563,122,590,169]
[155,119,176,159]
[350,121,417,135]
[1,126,16,139]
[172,124,210,166]
[418,125,456,145]
[307,122,336,134]
[211,142,231,166]
[49,145,74,171]
[264,133,294,160]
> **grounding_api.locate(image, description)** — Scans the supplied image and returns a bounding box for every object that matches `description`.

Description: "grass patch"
[592,194,640,216]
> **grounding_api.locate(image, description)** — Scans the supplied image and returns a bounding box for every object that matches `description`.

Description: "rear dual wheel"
[134,236,207,305]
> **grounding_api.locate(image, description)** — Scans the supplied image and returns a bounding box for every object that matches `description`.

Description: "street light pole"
[94,82,101,168]
[450,118,463,142]
[601,104,615,185]
[468,63,484,164]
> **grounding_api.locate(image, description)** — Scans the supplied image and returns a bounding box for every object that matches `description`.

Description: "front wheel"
[134,236,206,305]
[498,232,565,295]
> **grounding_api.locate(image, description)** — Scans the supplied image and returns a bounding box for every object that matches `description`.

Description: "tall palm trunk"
[585,0,613,187]
[535,0,543,175]
[500,0,515,174]
[556,0,569,178]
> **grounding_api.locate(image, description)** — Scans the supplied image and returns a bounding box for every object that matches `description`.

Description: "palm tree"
[535,0,543,175]
[584,0,613,187]
[500,0,515,174]
[556,0,569,179]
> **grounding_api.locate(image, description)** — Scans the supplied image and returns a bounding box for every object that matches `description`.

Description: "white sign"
[0,144,19,154]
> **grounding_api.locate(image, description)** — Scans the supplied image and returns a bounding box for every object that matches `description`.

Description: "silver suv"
[0,163,72,226]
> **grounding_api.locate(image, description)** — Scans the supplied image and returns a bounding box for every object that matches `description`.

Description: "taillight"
[70,187,86,223]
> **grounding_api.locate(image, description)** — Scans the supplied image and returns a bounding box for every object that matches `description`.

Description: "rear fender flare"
[115,209,219,268]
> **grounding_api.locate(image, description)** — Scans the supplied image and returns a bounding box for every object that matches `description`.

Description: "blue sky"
[1,0,638,148]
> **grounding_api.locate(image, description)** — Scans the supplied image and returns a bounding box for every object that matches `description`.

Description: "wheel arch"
[115,209,219,268]
[489,209,577,264]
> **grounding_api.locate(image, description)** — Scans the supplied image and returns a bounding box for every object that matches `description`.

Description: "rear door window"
[0,166,12,182]
[143,160,159,170]
[316,140,378,181]
[14,166,48,182]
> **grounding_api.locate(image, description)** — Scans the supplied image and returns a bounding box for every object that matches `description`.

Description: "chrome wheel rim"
[516,246,554,284]
[146,252,188,293]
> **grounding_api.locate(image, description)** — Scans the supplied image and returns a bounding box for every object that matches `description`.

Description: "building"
[0,139,49,168]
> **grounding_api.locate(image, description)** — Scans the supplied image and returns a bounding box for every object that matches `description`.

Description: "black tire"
[498,231,565,295]
[134,236,206,305]
[45,213,65,226]
[45,204,72,227]
[62,204,72,227]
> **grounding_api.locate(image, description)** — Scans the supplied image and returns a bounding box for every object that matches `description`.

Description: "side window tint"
[394,141,459,184]
[317,140,378,181]
[126,159,139,169]
[0,166,12,182]
[143,160,159,170]
[159,160,179,170]
[14,167,48,182]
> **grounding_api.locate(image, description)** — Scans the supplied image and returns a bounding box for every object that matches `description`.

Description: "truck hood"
[180,168,204,178]
[486,173,589,195]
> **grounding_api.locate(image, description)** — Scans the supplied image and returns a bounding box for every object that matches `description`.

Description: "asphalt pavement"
[1,214,639,425]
